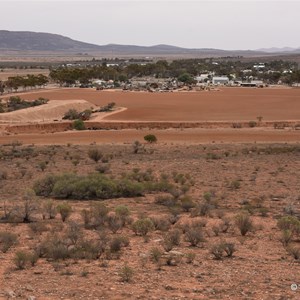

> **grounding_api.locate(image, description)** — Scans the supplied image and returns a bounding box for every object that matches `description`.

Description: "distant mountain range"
[256,47,300,53]
[0,30,299,57]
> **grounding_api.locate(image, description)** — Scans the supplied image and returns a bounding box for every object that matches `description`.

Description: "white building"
[195,74,210,83]
[212,76,229,85]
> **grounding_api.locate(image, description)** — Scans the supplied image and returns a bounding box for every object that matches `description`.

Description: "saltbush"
[34,172,174,200]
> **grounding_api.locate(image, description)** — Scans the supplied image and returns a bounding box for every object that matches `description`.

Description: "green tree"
[144,134,157,143]
[177,73,195,84]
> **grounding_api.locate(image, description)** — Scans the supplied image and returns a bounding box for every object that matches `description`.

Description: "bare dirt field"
[17,87,300,122]
[1,87,299,145]
[0,143,300,299]
[0,69,49,81]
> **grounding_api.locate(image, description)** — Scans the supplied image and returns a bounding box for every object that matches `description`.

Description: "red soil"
[18,87,300,122]
[1,128,300,145]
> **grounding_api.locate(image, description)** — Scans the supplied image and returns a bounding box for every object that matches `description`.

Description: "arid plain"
[0,87,300,299]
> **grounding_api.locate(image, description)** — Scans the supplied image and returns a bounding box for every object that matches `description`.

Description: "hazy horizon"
[1,0,300,50]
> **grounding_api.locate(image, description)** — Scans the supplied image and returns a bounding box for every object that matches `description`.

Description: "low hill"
[0,30,101,52]
[0,30,265,57]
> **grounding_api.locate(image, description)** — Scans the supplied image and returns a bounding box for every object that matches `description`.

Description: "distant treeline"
[48,59,300,86]
[0,74,49,94]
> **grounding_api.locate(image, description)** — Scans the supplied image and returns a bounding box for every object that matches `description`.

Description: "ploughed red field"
[20,87,300,121]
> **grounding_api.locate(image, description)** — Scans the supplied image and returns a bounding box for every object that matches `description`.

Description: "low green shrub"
[34,172,175,200]
[132,218,154,236]
[14,251,30,270]
[144,134,157,143]
[73,119,85,130]
[235,213,253,236]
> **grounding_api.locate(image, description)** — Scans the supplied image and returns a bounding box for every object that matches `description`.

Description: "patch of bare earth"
[0,100,95,123]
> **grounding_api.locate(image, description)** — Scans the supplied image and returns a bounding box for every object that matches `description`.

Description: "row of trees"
[0,60,299,92]
[49,59,300,86]
[0,74,49,95]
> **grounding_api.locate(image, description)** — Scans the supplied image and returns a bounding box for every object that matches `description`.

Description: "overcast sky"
[1,0,299,50]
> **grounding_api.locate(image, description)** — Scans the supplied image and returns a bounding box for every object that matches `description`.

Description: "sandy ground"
[1,128,299,145]
[0,100,95,123]
[16,87,300,122]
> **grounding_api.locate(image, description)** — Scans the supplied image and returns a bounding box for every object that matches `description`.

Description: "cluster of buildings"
[194,73,265,87]
[89,75,266,92]
[92,77,189,92]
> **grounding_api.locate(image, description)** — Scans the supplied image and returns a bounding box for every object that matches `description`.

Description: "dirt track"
[18,87,300,121]
[1,128,299,145]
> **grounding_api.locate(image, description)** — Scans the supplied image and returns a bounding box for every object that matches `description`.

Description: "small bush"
[119,264,134,282]
[206,153,221,160]
[232,123,242,128]
[28,251,39,266]
[65,221,83,245]
[180,196,195,212]
[115,205,130,225]
[99,102,116,112]
[63,108,79,120]
[132,218,154,236]
[235,213,253,236]
[150,247,163,265]
[95,164,110,174]
[288,246,300,260]
[155,195,177,207]
[185,228,205,247]
[162,229,181,252]
[144,134,157,143]
[191,202,212,217]
[248,121,257,128]
[107,214,123,234]
[0,232,18,253]
[150,216,171,232]
[281,230,293,247]
[110,235,129,253]
[277,216,300,234]
[186,252,196,264]
[220,217,231,233]
[210,242,236,260]
[88,148,103,163]
[43,200,57,219]
[132,141,145,154]
[210,243,224,260]
[223,242,236,257]
[28,222,48,235]
[39,235,70,260]
[229,180,241,190]
[57,202,72,222]
[14,251,29,270]
[73,119,85,130]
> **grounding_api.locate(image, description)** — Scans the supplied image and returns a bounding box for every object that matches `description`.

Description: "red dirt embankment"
[1,128,300,145]
[4,120,300,134]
